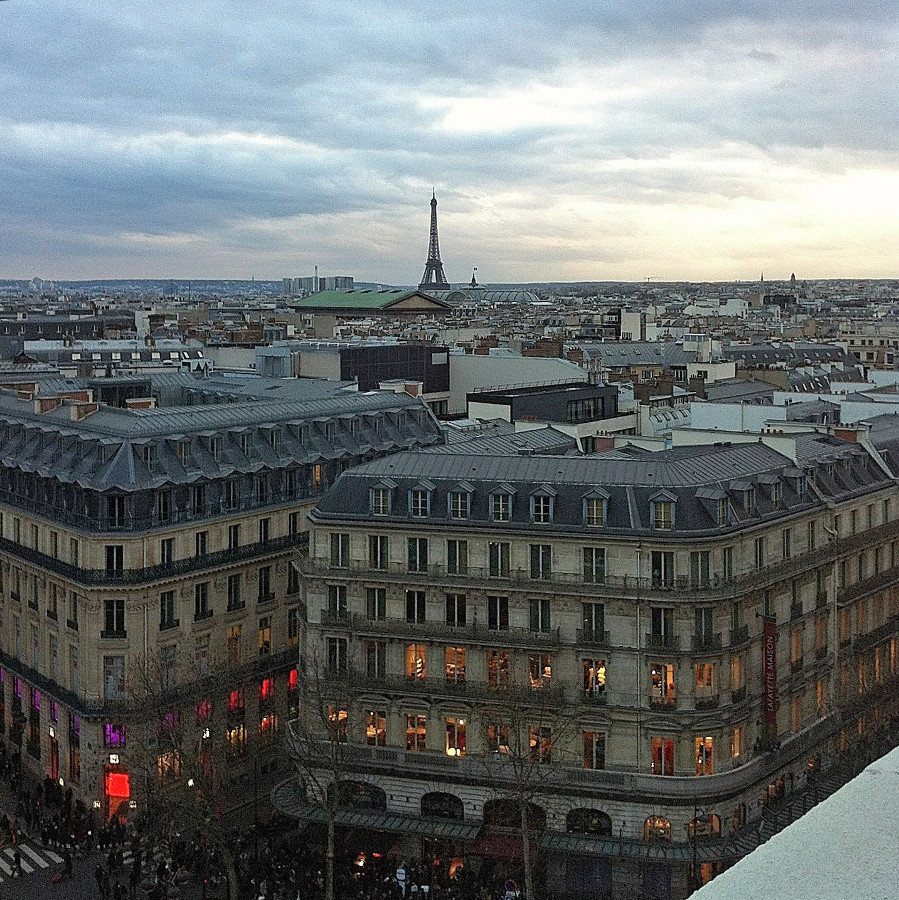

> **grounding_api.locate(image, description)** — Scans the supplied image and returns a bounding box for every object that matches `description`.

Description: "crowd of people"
[0,742,524,900]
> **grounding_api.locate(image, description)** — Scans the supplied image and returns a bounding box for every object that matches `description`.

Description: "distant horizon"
[2,275,897,289]
[1,3,894,283]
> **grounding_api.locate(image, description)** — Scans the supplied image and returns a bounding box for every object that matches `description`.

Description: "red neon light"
[105,771,131,799]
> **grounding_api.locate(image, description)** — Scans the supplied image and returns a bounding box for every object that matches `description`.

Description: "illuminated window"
[156,750,181,781]
[445,718,467,757]
[228,688,244,713]
[528,725,552,763]
[486,722,509,754]
[258,616,271,656]
[259,678,274,701]
[650,737,674,776]
[695,736,714,775]
[445,646,466,683]
[226,723,247,756]
[227,624,242,665]
[195,700,212,723]
[731,726,744,761]
[486,649,509,687]
[326,707,347,743]
[405,714,426,751]
[104,723,126,747]
[583,731,606,770]
[405,644,426,680]
[583,659,606,697]
[366,710,386,746]
[528,653,552,689]
[650,663,676,705]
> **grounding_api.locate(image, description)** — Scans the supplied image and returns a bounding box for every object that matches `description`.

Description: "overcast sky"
[1,1,896,283]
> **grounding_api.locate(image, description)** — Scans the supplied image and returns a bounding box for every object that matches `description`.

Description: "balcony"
[648,693,677,710]
[582,689,607,705]
[343,671,565,705]
[730,624,750,646]
[854,619,899,653]
[160,618,180,632]
[815,645,829,660]
[193,608,213,623]
[300,515,899,604]
[100,629,127,640]
[816,591,828,609]
[576,628,611,648]
[645,633,679,651]
[0,532,308,587]
[694,695,720,711]
[347,614,561,648]
[731,685,747,704]
[257,592,276,606]
[692,633,722,652]
[790,658,804,674]
[790,602,804,620]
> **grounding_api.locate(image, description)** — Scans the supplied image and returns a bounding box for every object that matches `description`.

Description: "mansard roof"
[311,437,891,537]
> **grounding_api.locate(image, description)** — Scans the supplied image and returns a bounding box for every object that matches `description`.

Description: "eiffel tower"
[418,190,450,291]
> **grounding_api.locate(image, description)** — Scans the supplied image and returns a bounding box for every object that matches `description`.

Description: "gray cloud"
[0,0,895,280]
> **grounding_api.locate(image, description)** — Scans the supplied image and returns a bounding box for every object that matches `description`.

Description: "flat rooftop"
[695,746,899,900]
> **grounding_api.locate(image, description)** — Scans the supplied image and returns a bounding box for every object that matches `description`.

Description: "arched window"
[687,814,720,840]
[732,803,747,833]
[566,808,612,836]
[421,792,464,820]
[328,780,386,810]
[644,816,671,842]
[484,799,546,830]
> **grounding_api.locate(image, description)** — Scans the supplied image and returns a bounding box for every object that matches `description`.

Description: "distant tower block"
[419,191,450,290]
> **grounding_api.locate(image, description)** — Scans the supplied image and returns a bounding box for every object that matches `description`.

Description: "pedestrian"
[130,861,140,899]
[113,880,123,900]
[95,862,106,896]
[62,847,73,880]
[12,846,22,877]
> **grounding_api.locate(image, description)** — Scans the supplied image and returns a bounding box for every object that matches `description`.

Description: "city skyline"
[0,1,896,282]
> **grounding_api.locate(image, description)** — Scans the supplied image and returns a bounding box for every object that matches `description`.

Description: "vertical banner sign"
[763,617,778,742]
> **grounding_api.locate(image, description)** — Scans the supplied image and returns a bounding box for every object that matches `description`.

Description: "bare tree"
[285,653,355,900]
[474,677,580,900]
[124,646,247,900]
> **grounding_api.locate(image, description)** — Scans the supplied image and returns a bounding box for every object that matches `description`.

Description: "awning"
[472,832,537,859]
[272,779,480,842]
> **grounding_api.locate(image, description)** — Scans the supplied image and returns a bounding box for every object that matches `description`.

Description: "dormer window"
[176,440,190,464]
[491,492,512,523]
[324,421,336,441]
[583,490,609,527]
[371,487,391,517]
[409,489,430,518]
[530,489,556,525]
[209,436,221,461]
[650,492,676,530]
[240,434,252,458]
[448,486,472,520]
[717,498,729,527]
[532,495,552,524]
[770,482,782,505]
[744,488,755,511]
[584,493,609,528]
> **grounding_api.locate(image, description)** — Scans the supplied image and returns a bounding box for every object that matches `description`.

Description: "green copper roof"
[292,289,439,310]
